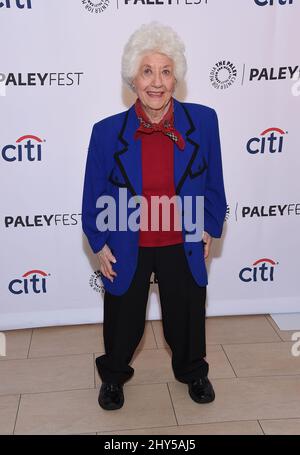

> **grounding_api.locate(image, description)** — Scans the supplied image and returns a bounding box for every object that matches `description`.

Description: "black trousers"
[95,242,208,385]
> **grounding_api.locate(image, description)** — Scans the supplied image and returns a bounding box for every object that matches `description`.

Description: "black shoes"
[188,376,215,403]
[98,382,124,410]
[97,377,215,410]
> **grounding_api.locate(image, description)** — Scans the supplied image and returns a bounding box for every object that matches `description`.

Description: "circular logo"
[89,270,105,295]
[210,60,237,89]
[225,204,230,221]
[82,0,110,14]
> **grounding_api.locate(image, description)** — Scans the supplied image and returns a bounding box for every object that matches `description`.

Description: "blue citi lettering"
[247,128,285,154]
[254,0,293,5]
[0,0,32,7]
[8,270,48,295]
[2,135,43,162]
[239,259,276,283]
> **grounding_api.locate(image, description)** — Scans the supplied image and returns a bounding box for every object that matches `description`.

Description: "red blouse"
[134,98,184,247]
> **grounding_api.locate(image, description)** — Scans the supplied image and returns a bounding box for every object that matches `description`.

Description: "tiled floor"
[1,315,300,435]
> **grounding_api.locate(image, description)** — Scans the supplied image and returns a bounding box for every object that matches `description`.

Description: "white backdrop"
[1,0,300,330]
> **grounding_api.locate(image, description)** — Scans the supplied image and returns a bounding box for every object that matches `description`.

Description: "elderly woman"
[82,22,227,411]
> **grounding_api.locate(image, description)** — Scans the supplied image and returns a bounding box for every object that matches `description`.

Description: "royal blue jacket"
[82,98,227,295]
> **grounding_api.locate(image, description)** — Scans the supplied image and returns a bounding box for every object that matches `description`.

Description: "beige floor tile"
[168,376,300,425]
[14,384,177,435]
[0,354,94,395]
[29,321,156,358]
[94,345,235,387]
[259,418,300,435]
[0,329,32,361]
[206,315,281,345]
[152,315,281,348]
[0,395,20,435]
[266,315,296,342]
[94,348,172,386]
[97,420,263,435]
[207,345,236,379]
[223,342,300,377]
[29,324,102,358]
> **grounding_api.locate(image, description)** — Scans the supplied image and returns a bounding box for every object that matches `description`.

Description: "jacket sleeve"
[204,109,227,238]
[81,122,110,254]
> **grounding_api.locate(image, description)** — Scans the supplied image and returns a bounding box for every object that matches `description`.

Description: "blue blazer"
[82,98,227,295]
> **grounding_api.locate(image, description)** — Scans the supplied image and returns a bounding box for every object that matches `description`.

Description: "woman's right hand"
[97,244,117,283]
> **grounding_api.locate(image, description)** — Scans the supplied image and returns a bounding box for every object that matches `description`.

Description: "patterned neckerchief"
[134,97,185,150]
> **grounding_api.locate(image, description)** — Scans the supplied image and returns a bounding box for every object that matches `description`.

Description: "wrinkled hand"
[203,231,212,259]
[97,244,117,283]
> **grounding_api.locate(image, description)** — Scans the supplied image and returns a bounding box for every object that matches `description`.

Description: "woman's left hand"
[203,231,212,259]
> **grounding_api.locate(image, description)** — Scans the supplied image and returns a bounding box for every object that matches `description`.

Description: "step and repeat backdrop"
[1,0,299,330]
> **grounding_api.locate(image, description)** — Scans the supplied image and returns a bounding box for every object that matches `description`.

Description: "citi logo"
[254,0,293,5]
[0,0,32,8]
[239,258,278,283]
[246,128,286,154]
[2,134,44,162]
[8,269,50,295]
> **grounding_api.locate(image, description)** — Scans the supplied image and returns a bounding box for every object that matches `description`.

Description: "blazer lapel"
[113,97,203,198]
[173,98,202,194]
[114,105,142,197]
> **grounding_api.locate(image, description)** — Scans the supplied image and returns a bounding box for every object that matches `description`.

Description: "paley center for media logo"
[82,0,110,13]
[89,270,105,295]
[1,134,45,162]
[210,61,299,89]
[8,269,50,295]
[225,204,230,221]
[210,61,238,90]
[239,258,278,283]
[0,72,84,96]
[82,0,208,14]
[82,0,295,15]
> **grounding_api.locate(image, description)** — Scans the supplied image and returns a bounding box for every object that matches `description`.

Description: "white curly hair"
[121,21,187,90]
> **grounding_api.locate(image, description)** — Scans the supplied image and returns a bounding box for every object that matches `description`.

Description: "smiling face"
[132,51,176,121]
